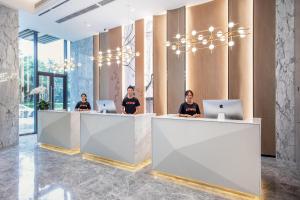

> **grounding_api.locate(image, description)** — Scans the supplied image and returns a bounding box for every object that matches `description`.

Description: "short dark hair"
[127,86,135,90]
[81,93,87,97]
[185,90,194,97]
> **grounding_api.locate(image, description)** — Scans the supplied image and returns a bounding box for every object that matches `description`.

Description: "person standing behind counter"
[75,93,91,111]
[178,90,201,118]
[122,86,140,114]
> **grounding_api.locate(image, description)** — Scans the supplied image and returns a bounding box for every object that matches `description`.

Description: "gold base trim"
[151,171,261,200]
[39,143,80,155]
[82,153,151,172]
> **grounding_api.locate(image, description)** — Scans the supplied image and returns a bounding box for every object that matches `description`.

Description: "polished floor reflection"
[0,135,299,200]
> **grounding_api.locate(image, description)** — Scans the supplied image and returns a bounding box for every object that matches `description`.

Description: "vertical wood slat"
[186,0,228,112]
[135,19,145,113]
[99,27,123,113]
[93,35,100,110]
[253,0,276,156]
[228,0,253,119]
[167,7,186,114]
[153,15,167,115]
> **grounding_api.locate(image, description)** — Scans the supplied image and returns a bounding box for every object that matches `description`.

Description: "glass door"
[53,77,65,110]
[37,72,67,110]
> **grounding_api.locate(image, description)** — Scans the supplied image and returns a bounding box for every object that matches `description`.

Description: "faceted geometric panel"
[152,117,261,196]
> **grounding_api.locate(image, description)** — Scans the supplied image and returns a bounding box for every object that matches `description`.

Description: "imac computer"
[203,100,243,120]
[96,100,117,113]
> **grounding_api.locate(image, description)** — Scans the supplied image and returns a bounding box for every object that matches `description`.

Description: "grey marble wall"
[0,5,19,148]
[276,0,296,162]
[68,37,93,110]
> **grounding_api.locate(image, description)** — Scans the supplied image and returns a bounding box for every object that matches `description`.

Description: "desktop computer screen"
[203,99,243,120]
[96,100,117,113]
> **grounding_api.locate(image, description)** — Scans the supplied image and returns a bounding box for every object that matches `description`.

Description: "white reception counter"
[37,110,80,154]
[80,113,154,171]
[152,115,261,198]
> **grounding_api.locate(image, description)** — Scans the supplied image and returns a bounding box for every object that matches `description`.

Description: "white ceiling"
[0,0,211,41]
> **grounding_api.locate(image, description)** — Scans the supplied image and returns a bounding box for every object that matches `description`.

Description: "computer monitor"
[203,99,243,120]
[96,100,117,113]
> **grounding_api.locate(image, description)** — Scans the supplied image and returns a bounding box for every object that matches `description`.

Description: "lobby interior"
[0,0,300,199]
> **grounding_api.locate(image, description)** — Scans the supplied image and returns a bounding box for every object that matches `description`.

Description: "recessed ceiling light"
[86,23,91,27]
[130,7,135,12]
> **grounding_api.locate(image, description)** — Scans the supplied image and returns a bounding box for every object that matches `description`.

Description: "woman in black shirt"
[178,90,201,118]
[75,93,91,111]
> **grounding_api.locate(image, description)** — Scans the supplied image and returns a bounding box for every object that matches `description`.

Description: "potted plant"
[30,86,50,110]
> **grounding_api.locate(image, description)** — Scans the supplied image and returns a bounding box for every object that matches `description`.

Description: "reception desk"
[37,110,80,154]
[80,113,154,171]
[152,116,261,198]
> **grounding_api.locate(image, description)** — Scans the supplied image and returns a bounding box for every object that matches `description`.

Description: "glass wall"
[38,39,65,73]
[19,35,68,134]
[19,38,35,135]
[38,39,66,110]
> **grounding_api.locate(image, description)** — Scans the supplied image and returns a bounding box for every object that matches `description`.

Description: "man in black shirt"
[178,90,201,118]
[75,93,91,111]
[122,86,140,114]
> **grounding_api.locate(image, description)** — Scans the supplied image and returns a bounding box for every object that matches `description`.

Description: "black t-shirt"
[178,102,201,116]
[122,97,140,114]
[75,101,91,110]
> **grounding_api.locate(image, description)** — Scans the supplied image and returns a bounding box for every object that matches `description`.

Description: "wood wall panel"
[228,0,253,119]
[135,19,145,113]
[99,26,123,113]
[153,15,167,115]
[99,32,109,100]
[253,0,276,156]
[186,0,228,112]
[167,7,186,114]
[93,35,100,110]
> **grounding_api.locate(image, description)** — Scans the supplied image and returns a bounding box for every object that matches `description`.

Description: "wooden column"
[99,27,123,113]
[93,34,100,110]
[253,0,276,156]
[153,14,167,115]
[167,7,186,114]
[228,0,253,119]
[135,19,145,113]
[186,0,228,112]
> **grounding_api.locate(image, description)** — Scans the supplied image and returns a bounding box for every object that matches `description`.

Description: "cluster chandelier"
[97,46,140,67]
[52,58,78,73]
[166,22,250,55]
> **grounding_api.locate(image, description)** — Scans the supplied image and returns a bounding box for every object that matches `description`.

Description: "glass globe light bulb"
[166,41,171,47]
[198,35,203,41]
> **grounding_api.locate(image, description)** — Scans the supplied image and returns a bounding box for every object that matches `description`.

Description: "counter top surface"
[154,115,261,125]
[38,110,154,117]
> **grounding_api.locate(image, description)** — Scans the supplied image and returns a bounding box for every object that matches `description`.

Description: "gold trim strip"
[39,143,80,155]
[82,153,151,172]
[151,171,261,200]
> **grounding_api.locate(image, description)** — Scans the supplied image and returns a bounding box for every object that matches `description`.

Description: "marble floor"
[0,135,299,200]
